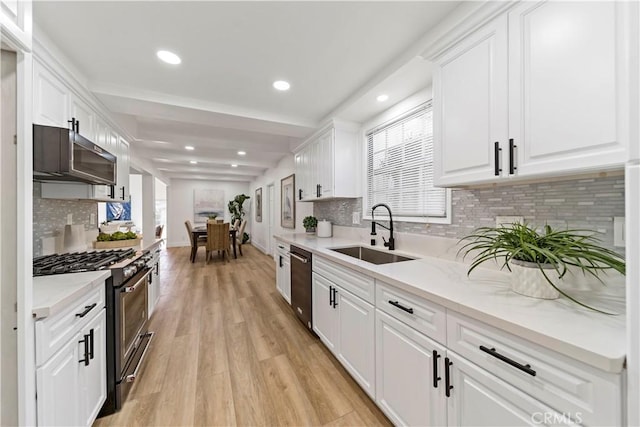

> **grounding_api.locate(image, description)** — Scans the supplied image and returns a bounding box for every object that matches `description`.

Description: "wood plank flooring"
[94,245,392,427]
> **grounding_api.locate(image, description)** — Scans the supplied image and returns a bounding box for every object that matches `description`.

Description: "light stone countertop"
[33,270,111,319]
[275,233,626,373]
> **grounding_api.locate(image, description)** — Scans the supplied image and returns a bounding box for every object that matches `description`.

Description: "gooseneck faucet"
[371,203,395,250]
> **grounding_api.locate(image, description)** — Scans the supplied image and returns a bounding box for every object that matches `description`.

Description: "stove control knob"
[124,266,137,278]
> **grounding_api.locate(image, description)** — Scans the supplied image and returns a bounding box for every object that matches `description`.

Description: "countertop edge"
[33,270,111,319]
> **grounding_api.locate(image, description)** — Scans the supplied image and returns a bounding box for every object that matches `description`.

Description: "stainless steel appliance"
[33,248,154,416]
[290,245,312,330]
[33,123,117,185]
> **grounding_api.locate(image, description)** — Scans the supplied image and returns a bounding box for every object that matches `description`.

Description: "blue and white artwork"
[106,202,131,221]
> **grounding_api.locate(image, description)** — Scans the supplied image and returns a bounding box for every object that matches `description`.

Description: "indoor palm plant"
[458,222,625,313]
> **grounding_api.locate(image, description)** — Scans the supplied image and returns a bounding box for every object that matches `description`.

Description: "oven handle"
[123,269,152,293]
[126,332,154,383]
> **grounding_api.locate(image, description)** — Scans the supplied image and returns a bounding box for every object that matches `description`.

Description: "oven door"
[119,268,151,366]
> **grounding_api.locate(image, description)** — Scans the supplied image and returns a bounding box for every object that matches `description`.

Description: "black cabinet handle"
[332,287,338,308]
[445,357,453,397]
[75,303,97,318]
[433,350,441,388]
[121,186,126,200]
[494,141,502,176]
[76,120,80,134]
[79,334,90,366]
[299,189,303,200]
[509,139,517,174]
[316,184,320,198]
[318,184,322,196]
[279,255,283,268]
[329,285,334,307]
[479,345,536,376]
[89,329,95,360]
[155,263,159,275]
[388,300,414,314]
[109,185,115,199]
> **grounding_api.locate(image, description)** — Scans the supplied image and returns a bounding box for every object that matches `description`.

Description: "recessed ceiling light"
[190,160,197,164]
[273,80,290,91]
[231,164,238,168]
[157,50,181,65]
[377,94,389,102]
[185,145,194,150]
[237,151,246,156]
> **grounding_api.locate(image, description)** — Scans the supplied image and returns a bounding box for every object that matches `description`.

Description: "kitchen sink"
[330,246,415,265]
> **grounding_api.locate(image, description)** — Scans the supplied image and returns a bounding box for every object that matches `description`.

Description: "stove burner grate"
[33,249,136,276]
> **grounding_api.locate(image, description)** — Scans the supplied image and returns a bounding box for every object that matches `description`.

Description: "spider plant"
[458,222,625,314]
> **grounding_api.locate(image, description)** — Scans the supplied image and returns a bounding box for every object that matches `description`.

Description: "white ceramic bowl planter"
[509,259,560,299]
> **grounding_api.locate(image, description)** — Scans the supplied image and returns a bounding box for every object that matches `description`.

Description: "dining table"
[191,225,238,262]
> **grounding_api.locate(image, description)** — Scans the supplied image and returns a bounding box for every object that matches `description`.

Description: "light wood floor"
[94,245,392,427]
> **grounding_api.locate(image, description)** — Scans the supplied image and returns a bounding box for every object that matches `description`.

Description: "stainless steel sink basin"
[330,246,415,265]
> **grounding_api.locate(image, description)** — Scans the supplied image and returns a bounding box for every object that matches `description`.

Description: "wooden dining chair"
[185,220,206,262]
[236,219,248,256]
[206,222,231,263]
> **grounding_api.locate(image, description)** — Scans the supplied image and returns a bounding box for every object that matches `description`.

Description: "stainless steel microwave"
[33,124,117,185]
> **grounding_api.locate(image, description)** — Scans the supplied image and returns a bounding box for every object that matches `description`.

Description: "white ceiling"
[33,1,460,182]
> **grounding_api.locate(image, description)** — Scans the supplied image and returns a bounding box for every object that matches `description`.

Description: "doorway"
[267,183,275,257]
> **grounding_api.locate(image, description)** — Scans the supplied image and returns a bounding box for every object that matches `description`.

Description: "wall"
[167,179,250,247]
[314,174,625,253]
[129,174,143,232]
[32,182,98,257]
[249,155,314,255]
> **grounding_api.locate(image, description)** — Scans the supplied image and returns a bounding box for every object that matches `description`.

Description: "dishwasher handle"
[289,252,309,264]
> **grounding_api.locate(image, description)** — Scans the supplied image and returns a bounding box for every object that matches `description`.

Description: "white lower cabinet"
[275,243,291,304]
[36,286,107,427]
[446,352,566,427]
[375,309,447,427]
[312,268,375,397]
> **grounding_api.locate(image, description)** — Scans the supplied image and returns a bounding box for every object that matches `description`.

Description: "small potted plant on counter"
[303,216,318,234]
[458,222,625,313]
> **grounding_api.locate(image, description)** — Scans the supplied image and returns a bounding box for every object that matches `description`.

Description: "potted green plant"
[207,214,217,223]
[303,216,318,233]
[458,222,625,313]
[228,194,250,223]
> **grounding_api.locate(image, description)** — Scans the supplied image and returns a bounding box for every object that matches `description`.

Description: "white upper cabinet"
[1,0,32,50]
[70,94,96,142]
[433,15,508,186]
[432,1,631,187]
[294,120,360,201]
[508,1,627,177]
[117,136,130,201]
[33,61,70,128]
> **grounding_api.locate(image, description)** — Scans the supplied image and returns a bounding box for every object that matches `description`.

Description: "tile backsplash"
[33,182,98,257]
[314,175,625,254]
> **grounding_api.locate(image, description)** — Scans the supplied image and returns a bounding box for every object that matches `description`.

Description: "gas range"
[33,248,152,285]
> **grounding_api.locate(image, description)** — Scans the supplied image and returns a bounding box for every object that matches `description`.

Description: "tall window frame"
[363,101,451,224]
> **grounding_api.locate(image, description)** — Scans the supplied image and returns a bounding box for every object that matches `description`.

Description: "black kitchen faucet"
[371,203,395,250]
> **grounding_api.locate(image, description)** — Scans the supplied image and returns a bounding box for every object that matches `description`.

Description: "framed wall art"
[193,189,225,223]
[255,187,263,222]
[280,174,295,228]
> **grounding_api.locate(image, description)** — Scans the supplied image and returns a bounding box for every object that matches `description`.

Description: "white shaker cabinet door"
[446,353,572,427]
[69,94,96,142]
[336,287,374,398]
[317,128,334,199]
[36,336,81,426]
[79,310,107,427]
[375,310,447,427]
[509,1,628,176]
[433,14,509,187]
[33,61,70,128]
[311,273,337,353]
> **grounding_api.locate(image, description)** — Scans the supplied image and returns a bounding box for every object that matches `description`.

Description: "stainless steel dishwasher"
[289,245,312,330]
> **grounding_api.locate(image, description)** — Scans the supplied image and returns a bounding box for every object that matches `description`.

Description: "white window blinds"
[366,102,446,218]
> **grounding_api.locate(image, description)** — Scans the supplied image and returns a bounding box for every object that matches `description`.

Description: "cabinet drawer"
[447,311,622,426]
[376,281,446,345]
[313,256,374,304]
[276,242,290,259]
[36,286,104,367]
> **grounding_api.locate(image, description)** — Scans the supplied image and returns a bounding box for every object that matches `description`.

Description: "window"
[365,101,450,223]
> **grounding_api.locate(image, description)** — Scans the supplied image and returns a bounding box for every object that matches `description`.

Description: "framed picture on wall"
[280,174,295,229]
[255,187,263,222]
